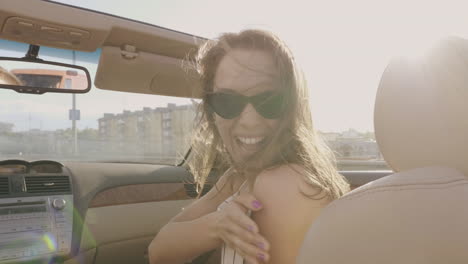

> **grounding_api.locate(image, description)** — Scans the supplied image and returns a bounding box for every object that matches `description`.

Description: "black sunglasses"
[206,90,285,119]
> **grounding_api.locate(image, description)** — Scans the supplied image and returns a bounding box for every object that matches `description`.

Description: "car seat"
[297,37,468,264]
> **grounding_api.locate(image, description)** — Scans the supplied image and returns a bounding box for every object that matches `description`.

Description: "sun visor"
[95,46,202,98]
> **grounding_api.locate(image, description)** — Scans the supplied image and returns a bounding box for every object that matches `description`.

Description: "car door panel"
[62,162,195,264]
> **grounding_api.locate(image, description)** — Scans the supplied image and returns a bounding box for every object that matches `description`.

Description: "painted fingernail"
[247,225,254,232]
[252,200,262,209]
[257,242,265,249]
[257,252,265,261]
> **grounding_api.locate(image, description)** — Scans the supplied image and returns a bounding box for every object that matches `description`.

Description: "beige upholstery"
[297,37,468,263]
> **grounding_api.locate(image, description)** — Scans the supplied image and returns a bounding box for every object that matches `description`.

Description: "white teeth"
[238,137,264,145]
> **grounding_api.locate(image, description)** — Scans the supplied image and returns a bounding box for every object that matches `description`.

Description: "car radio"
[0,163,73,264]
[0,194,73,263]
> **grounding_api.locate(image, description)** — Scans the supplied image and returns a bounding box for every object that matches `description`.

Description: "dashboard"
[0,159,197,264]
[0,160,73,264]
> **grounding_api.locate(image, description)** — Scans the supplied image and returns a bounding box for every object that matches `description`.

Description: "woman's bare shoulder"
[251,164,330,263]
[254,164,327,203]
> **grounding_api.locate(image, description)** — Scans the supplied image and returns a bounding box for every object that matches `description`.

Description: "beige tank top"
[217,181,250,264]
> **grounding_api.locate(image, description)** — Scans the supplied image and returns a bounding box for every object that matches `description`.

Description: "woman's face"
[212,49,281,164]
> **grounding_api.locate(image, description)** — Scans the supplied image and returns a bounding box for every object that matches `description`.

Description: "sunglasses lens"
[207,93,245,119]
[252,92,284,119]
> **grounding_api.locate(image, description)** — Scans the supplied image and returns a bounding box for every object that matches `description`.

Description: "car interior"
[1,1,465,264]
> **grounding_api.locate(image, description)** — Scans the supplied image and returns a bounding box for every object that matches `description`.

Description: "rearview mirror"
[0,57,91,94]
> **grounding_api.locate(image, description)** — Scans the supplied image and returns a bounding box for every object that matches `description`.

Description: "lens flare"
[41,234,57,251]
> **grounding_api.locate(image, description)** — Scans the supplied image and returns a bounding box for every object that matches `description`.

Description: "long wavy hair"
[187,29,349,200]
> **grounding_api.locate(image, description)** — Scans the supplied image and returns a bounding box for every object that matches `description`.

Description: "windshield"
[0,40,194,164]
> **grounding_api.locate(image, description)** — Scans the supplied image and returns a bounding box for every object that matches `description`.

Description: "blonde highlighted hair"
[187,29,349,200]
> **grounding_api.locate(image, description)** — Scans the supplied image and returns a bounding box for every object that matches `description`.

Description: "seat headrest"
[375,37,468,175]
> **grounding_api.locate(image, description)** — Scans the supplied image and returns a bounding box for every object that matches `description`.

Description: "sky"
[1,0,468,132]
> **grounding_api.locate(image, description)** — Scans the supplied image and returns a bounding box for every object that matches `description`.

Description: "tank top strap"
[236,180,248,195]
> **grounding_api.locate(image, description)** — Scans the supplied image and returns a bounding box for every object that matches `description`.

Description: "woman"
[148,29,350,264]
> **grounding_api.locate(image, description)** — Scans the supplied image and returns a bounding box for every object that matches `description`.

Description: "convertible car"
[0,1,466,264]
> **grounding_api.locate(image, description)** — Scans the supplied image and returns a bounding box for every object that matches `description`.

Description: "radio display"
[0,206,46,215]
[0,201,47,215]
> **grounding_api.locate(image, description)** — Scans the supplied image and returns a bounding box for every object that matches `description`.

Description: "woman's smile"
[235,136,266,153]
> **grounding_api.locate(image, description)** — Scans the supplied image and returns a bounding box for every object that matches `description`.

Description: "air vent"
[25,176,71,194]
[0,177,9,195]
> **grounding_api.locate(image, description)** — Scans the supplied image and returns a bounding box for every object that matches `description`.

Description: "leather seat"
[297,37,468,264]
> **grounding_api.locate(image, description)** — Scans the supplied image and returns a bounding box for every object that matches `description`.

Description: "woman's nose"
[237,103,263,127]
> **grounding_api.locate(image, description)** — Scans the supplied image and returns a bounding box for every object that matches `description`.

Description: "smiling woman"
[148,29,350,264]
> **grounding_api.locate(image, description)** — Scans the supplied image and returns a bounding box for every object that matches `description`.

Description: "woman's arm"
[148,173,234,264]
[148,172,267,264]
[148,211,223,264]
[251,164,331,264]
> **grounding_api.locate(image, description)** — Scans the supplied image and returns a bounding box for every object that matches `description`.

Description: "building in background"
[98,103,196,161]
[320,128,381,160]
[320,129,387,170]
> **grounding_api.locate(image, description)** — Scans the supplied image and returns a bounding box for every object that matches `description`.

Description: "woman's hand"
[214,193,270,264]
